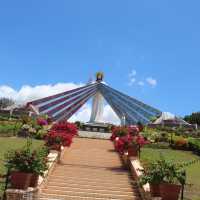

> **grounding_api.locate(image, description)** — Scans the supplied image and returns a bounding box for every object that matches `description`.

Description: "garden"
[110,125,200,200]
[0,113,200,200]
[0,115,78,199]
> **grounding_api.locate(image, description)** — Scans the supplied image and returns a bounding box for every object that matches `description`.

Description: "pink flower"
[37,118,48,126]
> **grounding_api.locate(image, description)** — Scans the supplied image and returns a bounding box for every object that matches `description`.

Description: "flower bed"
[110,125,200,200]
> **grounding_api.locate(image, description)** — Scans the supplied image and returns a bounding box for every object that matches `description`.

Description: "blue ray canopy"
[27,79,161,125]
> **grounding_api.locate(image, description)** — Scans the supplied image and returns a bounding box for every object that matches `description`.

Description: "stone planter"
[160,182,181,200]
[10,171,32,190]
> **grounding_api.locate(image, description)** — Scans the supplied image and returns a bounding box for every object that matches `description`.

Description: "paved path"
[39,137,142,200]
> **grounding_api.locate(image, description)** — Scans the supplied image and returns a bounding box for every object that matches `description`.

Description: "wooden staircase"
[39,137,142,200]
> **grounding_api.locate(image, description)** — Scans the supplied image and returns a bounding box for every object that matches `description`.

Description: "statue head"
[96,72,104,82]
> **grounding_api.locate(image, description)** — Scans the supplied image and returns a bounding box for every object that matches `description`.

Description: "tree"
[184,112,200,125]
[0,97,15,110]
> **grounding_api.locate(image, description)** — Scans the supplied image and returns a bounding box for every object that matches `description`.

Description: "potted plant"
[140,156,186,200]
[5,140,48,189]
[110,126,129,141]
[159,159,185,200]
[126,139,139,157]
[45,121,77,151]
[140,160,165,197]
[45,131,72,151]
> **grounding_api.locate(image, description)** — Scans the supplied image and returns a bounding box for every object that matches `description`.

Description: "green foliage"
[18,115,49,139]
[0,122,22,136]
[141,145,200,199]
[0,98,15,109]
[141,127,171,143]
[74,121,85,129]
[170,135,189,150]
[140,154,198,186]
[184,112,200,125]
[4,139,48,176]
[140,157,166,185]
[34,128,48,139]
[188,138,200,155]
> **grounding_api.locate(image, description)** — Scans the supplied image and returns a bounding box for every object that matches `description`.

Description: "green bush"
[34,129,48,139]
[0,123,22,136]
[170,136,188,150]
[184,112,200,126]
[140,155,187,186]
[188,138,200,155]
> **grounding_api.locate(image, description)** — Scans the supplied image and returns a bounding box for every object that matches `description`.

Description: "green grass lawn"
[0,137,44,197]
[141,146,200,200]
[0,137,44,174]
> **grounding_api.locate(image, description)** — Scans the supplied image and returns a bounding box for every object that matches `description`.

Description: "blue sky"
[0,0,200,117]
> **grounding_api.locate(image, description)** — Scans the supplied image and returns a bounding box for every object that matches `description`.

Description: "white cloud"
[69,103,91,123]
[128,69,137,86]
[128,69,157,88]
[0,83,82,105]
[146,77,157,87]
[138,81,145,86]
[0,83,120,125]
[128,77,136,86]
[69,103,120,125]
[129,69,137,77]
[102,104,120,124]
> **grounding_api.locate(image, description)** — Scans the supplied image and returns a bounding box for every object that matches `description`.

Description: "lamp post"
[121,114,126,126]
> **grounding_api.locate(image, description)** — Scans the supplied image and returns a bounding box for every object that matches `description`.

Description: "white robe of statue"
[90,92,104,123]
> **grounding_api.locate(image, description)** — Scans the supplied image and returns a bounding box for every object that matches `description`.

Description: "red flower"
[128,125,140,136]
[51,121,78,136]
[135,135,149,147]
[45,120,78,148]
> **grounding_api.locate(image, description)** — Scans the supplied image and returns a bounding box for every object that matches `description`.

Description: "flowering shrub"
[171,136,188,150]
[37,118,48,126]
[45,131,73,148]
[111,125,149,156]
[18,115,51,139]
[175,138,188,149]
[128,125,140,136]
[114,134,133,154]
[5,140,48,176]
[110,126,129,141]
[45,121,78,150]
[114,135,149,154]
[51,121,78,137]
[135,135,149,147]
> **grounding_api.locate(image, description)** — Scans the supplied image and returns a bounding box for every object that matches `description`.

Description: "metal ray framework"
[27,82,161,125]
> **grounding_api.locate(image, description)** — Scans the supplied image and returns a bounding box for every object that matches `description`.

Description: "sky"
[0,0,200,123]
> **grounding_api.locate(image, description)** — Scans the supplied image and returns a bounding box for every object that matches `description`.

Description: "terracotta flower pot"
[127,146,138,157]
[160,182,181,200]
[29,174,39,188]
[10,171,32,190]
[50,144,61,151]
[150,184,160,197]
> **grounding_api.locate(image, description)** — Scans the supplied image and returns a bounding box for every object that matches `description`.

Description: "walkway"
[39,137,142,200]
